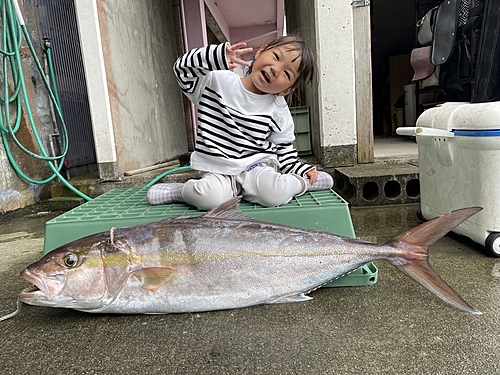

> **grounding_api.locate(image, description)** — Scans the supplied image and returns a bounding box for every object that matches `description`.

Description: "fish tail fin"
[385,207,483,315]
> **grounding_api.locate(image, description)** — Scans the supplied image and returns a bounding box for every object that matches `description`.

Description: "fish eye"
[62,254,79,268]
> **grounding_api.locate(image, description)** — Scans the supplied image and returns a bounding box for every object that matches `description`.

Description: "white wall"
[286,0,358,166]
[77,0,188,179]
[316,0,357,148]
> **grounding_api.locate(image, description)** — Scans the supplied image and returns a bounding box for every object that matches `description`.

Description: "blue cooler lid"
[453,130,500,137]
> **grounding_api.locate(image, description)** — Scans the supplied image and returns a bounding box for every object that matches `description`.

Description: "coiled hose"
[1,0,189,203]
[0,0,90,200]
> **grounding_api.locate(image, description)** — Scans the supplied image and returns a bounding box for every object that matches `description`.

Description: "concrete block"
[334,163,420,206]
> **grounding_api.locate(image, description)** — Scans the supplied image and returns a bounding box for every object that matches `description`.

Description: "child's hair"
[259,34,316,93]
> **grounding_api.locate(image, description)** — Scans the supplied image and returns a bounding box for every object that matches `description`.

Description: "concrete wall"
[0,0,54,213]
[286,0,357,167]
[0,139,50,214]
[78,0,187,179]
[284,0,321,161]
[1,1,189,212]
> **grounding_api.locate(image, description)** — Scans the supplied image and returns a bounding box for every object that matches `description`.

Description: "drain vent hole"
[362,181,379,201]
[406,179,420,198]
[384,180,401,199]
[334,175,346,193]
[344,183,356,201]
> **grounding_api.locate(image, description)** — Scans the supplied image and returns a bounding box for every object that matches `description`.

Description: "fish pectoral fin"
[270,293,313,304]
[132,267,180,293]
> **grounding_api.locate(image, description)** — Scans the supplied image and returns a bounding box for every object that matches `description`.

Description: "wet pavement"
[1,203,499,375]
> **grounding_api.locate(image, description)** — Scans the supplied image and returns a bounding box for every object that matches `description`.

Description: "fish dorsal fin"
[204,196,251,221]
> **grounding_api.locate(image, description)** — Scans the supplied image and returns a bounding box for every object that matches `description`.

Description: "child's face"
[244,44,301,96]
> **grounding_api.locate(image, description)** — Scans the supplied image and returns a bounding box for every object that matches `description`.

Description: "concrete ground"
[373,135,418,163]
[1,202,499,375]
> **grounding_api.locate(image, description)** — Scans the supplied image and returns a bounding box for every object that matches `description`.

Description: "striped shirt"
[173,43,314,177]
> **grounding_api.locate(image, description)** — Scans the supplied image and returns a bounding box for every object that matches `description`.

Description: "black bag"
[437,0,485,101]
[471,0,500,102]
[438,41,472,101]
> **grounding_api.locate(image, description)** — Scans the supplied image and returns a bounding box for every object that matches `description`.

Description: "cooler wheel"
[485,232,500,257]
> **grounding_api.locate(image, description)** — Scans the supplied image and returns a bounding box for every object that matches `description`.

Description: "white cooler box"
[397,101,500,257]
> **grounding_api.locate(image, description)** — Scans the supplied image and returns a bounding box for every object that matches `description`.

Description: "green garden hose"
[1,0,91,201]
[145,166,192,188]
[2,0,189,203]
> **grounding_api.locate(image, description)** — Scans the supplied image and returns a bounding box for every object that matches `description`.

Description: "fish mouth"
[19,284,43,298]
[19,269,51,300]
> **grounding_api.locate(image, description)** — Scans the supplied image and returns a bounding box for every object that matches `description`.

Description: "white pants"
[182,165,307,211]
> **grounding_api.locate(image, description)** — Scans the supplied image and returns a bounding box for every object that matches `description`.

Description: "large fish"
[19,198,482,315]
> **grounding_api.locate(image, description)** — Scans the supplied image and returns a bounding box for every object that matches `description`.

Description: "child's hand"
[306,169,319,185]
[226,42,253,69]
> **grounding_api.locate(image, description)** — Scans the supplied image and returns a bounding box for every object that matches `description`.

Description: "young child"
[147,35,333,210]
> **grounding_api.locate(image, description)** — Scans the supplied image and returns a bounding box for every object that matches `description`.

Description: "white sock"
[306,171,334,192]
[147,183,184,205]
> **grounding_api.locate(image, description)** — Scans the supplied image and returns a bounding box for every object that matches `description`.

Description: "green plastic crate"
[43,189,377,287]
[290,106,312,156]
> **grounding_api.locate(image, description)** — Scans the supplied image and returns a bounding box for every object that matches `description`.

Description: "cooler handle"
[396,127,455,138]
